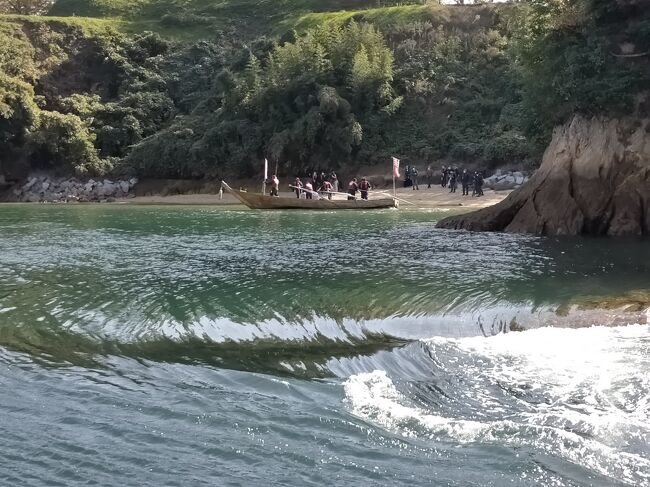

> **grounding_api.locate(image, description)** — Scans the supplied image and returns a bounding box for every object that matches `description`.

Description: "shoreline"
[105,186,511,208]
[0,185,511,209]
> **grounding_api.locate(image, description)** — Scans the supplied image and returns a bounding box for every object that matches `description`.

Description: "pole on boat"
[392,156,400,199]
[262,158,268,195]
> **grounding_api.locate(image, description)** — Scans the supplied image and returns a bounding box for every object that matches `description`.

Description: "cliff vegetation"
[0,0,648,180]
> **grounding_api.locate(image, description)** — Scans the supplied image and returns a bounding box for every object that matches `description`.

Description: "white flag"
[392,157,400,178]
[264,158,268,180]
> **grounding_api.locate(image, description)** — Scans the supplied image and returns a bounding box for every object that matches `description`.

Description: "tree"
[0,0,54,15]
[0,74,39,154]
[29,111,111,175]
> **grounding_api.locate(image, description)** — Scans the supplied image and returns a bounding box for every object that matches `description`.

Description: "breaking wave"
[344,325,650,486]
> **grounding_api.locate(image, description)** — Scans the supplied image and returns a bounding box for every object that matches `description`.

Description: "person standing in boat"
[331,173,339,194]
[304,180,314,199]
[270,174,279,197]
[347,178,359,201]
[322,179,333,200]
[359,177,371,200]
[294,177,303,198]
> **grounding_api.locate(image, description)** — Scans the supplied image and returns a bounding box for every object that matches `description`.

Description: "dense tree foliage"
[125,22,397,177]
[0,0,54,15]
[1,0,649,179]
[512,0,650,144]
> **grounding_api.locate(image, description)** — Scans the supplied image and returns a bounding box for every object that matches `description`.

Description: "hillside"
[46,0,439,40]
[1,0,647,182]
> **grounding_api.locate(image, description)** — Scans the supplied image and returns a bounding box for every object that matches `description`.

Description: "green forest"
[0,0,648,179]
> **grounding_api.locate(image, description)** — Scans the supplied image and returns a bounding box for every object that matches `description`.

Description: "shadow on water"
[0,321,410,378]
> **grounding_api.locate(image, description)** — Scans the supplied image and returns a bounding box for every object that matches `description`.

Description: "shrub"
[29,111,111,175]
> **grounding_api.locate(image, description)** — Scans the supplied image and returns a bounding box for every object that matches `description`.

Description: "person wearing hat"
[359,177,371,200]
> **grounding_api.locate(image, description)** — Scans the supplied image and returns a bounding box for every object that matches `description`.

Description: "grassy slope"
[3,1,497,42]
[40,0,442,40]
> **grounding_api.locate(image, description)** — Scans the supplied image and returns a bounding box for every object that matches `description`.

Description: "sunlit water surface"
[0,204,648,486]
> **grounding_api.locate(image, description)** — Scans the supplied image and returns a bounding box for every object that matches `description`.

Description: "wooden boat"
[221,182,397,210]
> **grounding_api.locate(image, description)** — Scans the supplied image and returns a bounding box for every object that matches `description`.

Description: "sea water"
[0,204,648,486]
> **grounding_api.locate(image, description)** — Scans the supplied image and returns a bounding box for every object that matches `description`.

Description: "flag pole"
[392,156,399,199]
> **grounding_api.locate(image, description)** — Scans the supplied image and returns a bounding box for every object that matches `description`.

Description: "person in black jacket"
[473,172,484,197]
[461,169,471,196]
[411,167,419,190]
[448,168,457,193]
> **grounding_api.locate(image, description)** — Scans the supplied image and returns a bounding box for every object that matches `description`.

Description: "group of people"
[289,172,373,201]
[402,164,484,197]
[290,170,339,200]
[440,166,484,197]
[266,164,486,200]
[265,170,373,201]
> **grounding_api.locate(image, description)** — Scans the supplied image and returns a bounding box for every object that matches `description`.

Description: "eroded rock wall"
[437,115,650,236]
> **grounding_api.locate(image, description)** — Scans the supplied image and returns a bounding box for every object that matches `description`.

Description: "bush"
[29,111,110,175]
[483,131,531,166]
[0,74,39,152]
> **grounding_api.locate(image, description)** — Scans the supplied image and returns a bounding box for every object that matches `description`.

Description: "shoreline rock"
[4,175,138,203]
[437,115,650,236]
[483,170,530,191]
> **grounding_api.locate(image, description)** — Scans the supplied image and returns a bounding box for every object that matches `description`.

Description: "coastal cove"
[0,204,648,486]
[2,0,650,485]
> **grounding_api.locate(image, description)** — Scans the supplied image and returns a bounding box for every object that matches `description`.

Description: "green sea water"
[0,204,649,486]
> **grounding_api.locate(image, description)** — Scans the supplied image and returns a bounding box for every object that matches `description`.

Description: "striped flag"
[392,157,400,178]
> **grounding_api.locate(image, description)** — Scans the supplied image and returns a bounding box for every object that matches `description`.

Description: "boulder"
[23,177,38,192]
[101,182,117,196]
[437,115,650,236]
[13,176,134,202]
[483,172,529,191]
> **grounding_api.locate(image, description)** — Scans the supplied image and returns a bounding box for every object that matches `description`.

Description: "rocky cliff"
[437,115,650,236]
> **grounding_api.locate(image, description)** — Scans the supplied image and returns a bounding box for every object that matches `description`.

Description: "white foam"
[344,325,650,486]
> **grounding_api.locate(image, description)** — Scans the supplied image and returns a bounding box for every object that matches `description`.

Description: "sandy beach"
[126,185,510,208]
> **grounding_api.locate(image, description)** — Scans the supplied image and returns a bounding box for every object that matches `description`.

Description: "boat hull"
[222,182,397,210]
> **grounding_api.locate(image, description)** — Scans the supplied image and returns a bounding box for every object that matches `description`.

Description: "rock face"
[5,176,138,203]
[437,115,650,236]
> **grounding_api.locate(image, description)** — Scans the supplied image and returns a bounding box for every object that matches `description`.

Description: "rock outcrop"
[4,176,138,203]
[437,115,650,236]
